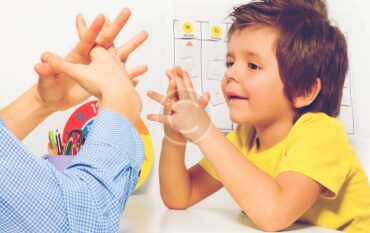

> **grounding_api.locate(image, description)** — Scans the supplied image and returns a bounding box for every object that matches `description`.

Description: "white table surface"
[119,193,341,233]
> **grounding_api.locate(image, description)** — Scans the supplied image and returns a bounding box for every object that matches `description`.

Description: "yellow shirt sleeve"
[278,114,352,199]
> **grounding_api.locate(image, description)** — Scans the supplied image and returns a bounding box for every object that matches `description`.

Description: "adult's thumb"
[41,52,85,81]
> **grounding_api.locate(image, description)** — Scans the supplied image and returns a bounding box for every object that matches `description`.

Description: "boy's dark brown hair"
[228,0,348,120]
[228,0,348,149]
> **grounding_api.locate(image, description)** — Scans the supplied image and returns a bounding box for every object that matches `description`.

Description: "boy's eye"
[248,62,261,70]
[225,61,234,68]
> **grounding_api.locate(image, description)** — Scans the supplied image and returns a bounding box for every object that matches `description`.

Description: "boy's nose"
[225,65,239,83]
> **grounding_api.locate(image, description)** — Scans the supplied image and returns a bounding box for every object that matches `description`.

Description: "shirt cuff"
[68,109,144,183]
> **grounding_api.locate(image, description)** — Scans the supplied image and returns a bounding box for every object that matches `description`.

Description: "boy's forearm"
[159,138,192,209]
[197,125,286,223]
[0,84,54,140]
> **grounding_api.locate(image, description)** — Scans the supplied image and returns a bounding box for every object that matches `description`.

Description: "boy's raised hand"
[148,67,187,145]
[42,46,141,124]
[147,68,212,144]
[34,8,148,112]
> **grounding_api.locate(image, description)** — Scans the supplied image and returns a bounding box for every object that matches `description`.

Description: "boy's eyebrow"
[226,50,264,60]
[226,51,233,58]
[243,50,263,59]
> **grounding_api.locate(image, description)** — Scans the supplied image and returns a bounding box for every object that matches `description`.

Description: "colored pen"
[48,130,57,149]
[56,130,63,155]
[65,138,73,155]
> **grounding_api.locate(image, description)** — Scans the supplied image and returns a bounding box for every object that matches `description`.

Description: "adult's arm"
[0,110,144,232]
[0,85,54,140]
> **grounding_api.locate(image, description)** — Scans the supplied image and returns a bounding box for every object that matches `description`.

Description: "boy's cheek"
[221,78,227,96]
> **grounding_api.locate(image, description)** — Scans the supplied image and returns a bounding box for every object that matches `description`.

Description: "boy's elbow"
[256,220,292,232]
[160,194,190,210]
[243,207,295,232]
[163,201,188,210]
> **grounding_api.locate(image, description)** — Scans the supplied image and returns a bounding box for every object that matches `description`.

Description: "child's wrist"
[162,137,187,148]
[192,122,216,146]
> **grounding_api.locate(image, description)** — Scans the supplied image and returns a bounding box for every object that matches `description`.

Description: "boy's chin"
[229,113,254,126]
[229,114,246,125]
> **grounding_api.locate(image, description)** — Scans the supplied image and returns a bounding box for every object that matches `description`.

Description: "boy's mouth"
[227,92,248,101]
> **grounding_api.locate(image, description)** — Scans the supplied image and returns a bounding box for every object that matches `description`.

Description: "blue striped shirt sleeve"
[0,110,144,233]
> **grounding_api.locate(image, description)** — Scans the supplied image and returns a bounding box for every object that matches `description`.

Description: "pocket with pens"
[45,129,86,171]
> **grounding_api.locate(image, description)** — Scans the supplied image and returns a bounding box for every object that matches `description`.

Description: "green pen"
[65,138,73,155]
[48,130,57,149]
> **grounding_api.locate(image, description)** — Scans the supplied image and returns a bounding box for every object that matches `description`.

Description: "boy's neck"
[254,116,294,152]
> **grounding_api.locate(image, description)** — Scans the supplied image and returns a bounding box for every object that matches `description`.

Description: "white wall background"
[0,0,369,195]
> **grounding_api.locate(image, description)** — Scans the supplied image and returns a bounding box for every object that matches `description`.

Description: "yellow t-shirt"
[199,112,370,233]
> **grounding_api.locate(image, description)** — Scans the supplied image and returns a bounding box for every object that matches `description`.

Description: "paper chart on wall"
[173,19,356,134]
[338,31,355,135]
[174,20,234,131]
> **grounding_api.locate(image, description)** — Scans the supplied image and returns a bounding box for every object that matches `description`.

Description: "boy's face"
[221,26,294,126]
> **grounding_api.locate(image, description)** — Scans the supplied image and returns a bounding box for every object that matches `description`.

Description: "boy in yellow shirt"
[147,0,370,232]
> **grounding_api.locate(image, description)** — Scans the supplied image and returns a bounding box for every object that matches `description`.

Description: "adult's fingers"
[127,65,148,79]
[100,18,111,41]
[98,8,131,48]
[73,14,105,56]
[89,46,110,61]
[41,52,86,82]
[76,14,88,39]
[34,63,56,77]
[117,31,148,62]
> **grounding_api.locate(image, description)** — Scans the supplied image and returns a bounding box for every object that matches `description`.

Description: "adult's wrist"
[32,85,56,116]
[100,88,142,125]
[0,84,55,140]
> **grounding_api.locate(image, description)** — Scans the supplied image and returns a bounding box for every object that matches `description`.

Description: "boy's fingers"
[132,79,139,87]
[174,77,190,100]
[166,69,178,80]
[117,31,148,62]
[167,79,178,100]
[98,8,131,48]
[74,14,105,56]
[199,92,210,109]
[127,65,148,79]
[182,71,196,100]
[76,14,88,39]
[172,66,183,77]
[147,90,173,109]
[147,114,171,125]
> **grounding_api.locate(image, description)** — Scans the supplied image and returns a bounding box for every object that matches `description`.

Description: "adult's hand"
[34,8,148,112]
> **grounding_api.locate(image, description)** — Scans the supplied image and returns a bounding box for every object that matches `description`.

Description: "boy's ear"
[293,78,321,108]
